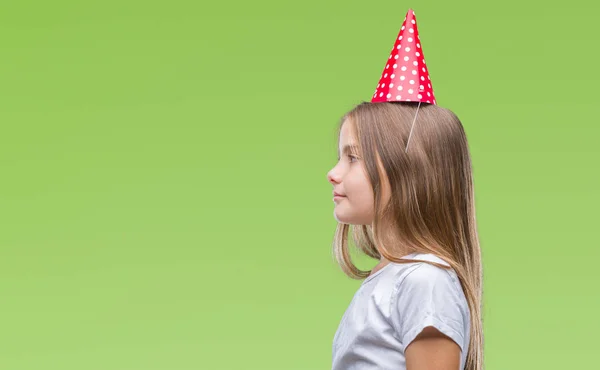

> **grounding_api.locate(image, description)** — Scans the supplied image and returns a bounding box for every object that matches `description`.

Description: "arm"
[405,326,461,370]
[390,264,468,370]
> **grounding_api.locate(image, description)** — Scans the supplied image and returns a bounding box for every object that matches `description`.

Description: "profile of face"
[327,119,391,225]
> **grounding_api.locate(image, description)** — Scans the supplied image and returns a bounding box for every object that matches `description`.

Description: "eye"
[336,154,359,163]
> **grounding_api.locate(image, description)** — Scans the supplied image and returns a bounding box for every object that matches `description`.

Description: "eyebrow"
[337,144,359,159]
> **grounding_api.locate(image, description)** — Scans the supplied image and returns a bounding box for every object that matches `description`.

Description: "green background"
[1,0,597,369]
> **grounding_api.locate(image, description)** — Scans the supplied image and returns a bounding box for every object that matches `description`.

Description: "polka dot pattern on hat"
[371,9,436,104]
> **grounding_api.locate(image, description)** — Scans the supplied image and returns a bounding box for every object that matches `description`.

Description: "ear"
[374,151,391,206]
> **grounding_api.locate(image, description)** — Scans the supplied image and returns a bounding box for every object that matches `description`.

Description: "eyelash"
[338,154,359,163]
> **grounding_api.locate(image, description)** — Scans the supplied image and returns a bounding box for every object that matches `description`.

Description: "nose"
[327,167,341,185]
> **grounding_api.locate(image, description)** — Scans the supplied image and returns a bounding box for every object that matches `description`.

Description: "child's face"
[328,120,391,225]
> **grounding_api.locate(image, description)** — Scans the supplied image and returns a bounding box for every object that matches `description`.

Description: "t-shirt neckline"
[362,252,419,284]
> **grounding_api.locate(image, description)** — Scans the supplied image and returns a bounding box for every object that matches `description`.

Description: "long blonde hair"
[332,101,484,370]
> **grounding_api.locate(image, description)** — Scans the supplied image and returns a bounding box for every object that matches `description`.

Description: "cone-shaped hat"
[371,9,436,104]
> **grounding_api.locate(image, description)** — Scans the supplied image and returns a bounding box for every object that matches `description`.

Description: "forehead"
[338,119,359,155]
[339,119,357,144]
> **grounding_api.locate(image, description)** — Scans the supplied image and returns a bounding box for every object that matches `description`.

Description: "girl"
[327,101,484,370]
[327,8,484,370]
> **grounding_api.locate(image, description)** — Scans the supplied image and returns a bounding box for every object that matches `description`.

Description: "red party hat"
[371,9,436,104]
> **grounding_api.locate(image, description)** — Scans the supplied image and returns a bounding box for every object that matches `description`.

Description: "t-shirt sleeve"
[390,263,468,353]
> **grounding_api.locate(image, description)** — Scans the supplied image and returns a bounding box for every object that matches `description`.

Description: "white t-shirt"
[332,253,470,370]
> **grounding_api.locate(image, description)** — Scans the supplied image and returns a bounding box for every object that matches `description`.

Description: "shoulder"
[389,254,470,354]
[394,254,459,292]
[404,261,456,284]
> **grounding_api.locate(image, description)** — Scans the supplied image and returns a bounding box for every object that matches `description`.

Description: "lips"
[333,192,346,197]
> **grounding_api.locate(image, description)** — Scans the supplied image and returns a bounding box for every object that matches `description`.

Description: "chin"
[334,211,352,224]
[334,213,360,225]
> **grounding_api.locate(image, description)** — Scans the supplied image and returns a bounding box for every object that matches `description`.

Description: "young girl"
[327,9,484,370]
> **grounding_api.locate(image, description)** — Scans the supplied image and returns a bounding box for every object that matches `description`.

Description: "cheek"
[335,186,375,225]
[345,174,374,205]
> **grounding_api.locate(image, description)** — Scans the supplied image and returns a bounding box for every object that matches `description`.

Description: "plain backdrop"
[1,1,598,369]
